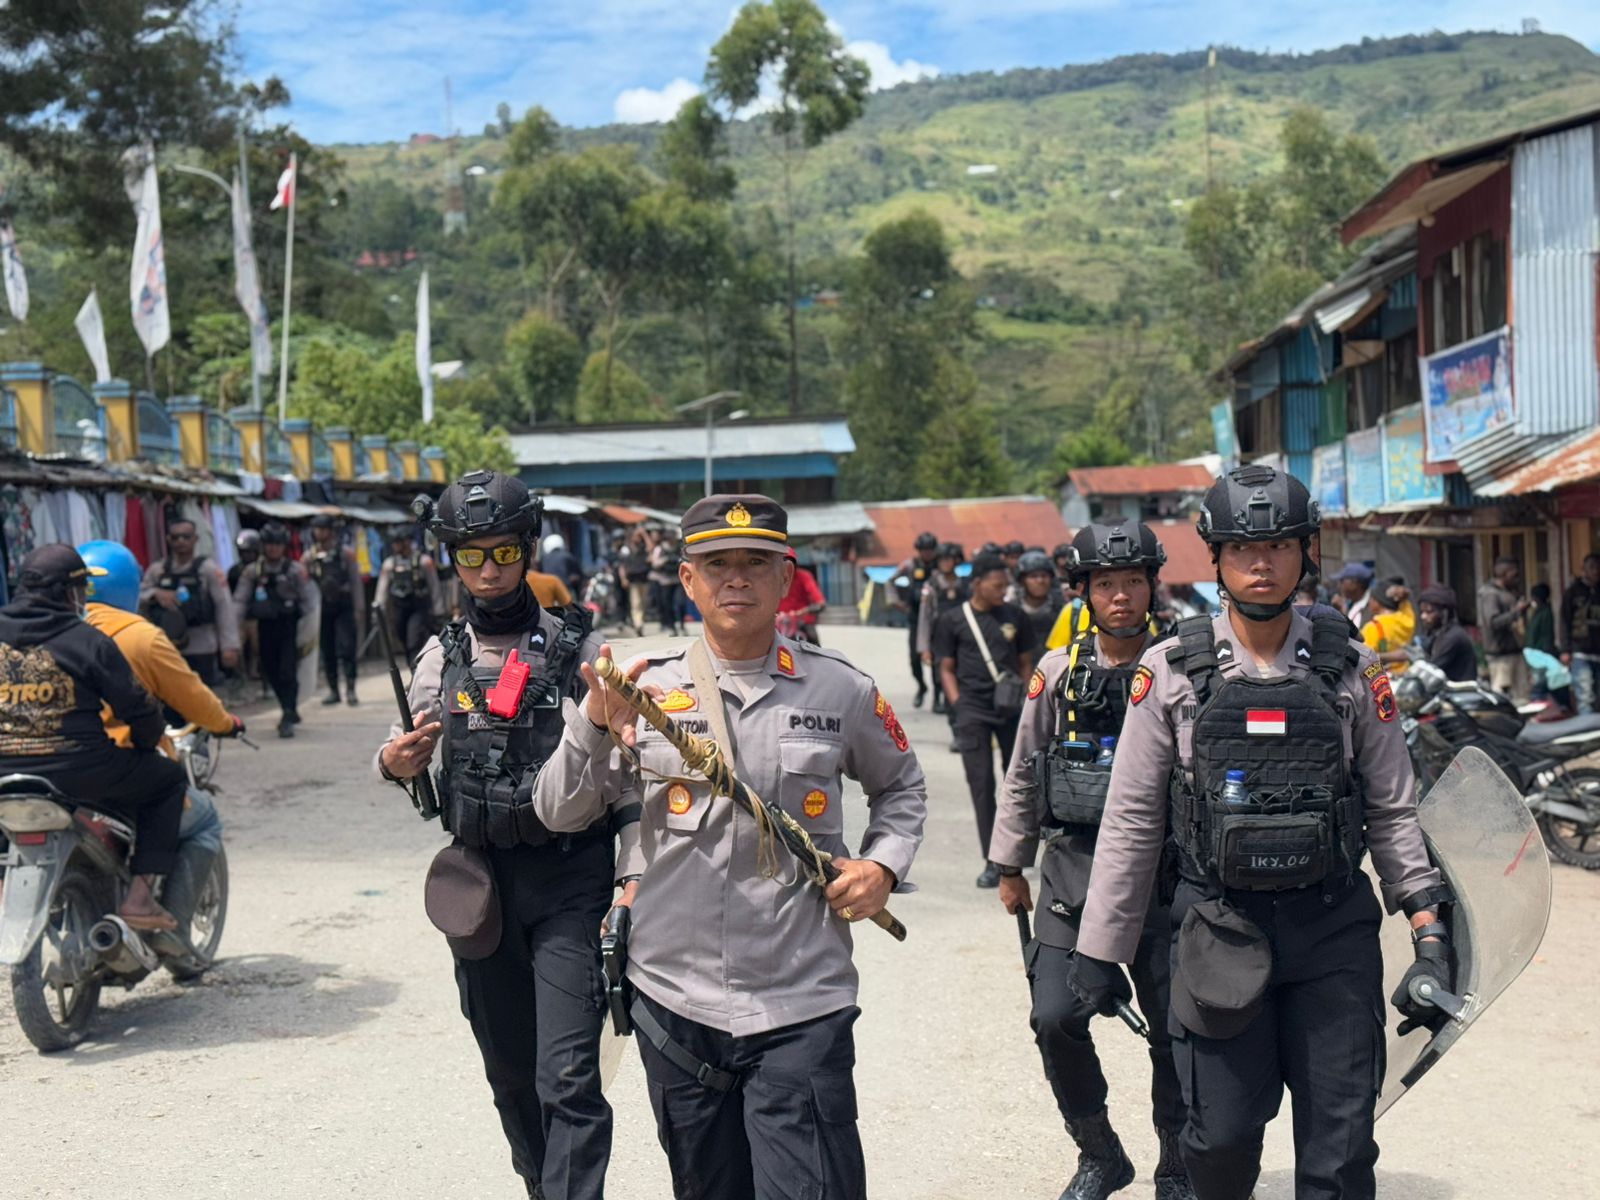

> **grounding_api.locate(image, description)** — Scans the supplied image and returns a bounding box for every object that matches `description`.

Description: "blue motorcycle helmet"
[77,540,142,612]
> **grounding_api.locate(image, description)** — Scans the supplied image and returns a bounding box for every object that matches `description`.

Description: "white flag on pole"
[0,216,28,322]
[74,290,112,384]
[231,170,273,380]
[417,270,434,425]
[123,145,171,357]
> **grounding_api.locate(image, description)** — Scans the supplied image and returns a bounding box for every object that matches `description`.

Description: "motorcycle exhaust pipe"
[88,916,160,976]
[1526,797,1597,825]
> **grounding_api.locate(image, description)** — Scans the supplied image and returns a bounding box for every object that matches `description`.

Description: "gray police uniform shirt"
[1076,608,1441,964]
[915,570,964,656]
[990,635,1158,950]
[535,636,928,1037]
[373,608,644,879]
[139,555,242,657]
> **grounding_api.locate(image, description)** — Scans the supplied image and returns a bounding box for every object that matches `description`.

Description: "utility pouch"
[992,670,1026,718]
[1212,803,1330,892]
[424,845,502,960]
[1035,749,1112,829]
[601,904,634,1036]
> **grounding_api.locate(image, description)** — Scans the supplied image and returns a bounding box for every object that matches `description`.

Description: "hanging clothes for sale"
[280,477,303,502]
[103,490,127,546]
[65,489,101,545]
[1,484,37,585]
[209,502,237,574]
[123,494,150,566]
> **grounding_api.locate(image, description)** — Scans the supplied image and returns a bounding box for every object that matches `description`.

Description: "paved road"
[2,625,1596,1198]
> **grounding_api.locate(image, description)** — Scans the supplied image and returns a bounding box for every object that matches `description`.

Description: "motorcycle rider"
[1068,466,1452,1200]
[992,520,1193,1200]
[138,516,241,685]
[0,545,185,931]
[376,469,642,1200]
[374,527,444,664]
[306,514,364,707]
[79,540,244,962]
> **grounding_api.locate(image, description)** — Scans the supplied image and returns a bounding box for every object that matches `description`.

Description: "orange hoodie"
[84,604,234,749]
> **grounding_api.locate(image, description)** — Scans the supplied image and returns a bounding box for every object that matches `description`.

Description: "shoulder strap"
[1166,615,1221,707]
[687,638,736,775]
[1053,631,1093,740]
[1308,611,1359,701]
[961,603,1004,684]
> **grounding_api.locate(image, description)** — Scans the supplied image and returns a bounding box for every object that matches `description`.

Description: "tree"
[504,312,584,423]
[575,351,663,424]
[915,391,1012,499]
[660,95,736,203]
[506,105,560,168]
[706,0,870,411]
[639,189,737,391]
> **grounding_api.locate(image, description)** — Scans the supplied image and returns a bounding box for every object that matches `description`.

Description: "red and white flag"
[1245,709,1287,737]
[269,160,296,211]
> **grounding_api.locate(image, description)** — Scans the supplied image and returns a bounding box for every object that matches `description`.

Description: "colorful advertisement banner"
[1421,325,1513,463]
[1312,442,1347,516]
[1381,402,1445,508]
[1345,427,1385,516]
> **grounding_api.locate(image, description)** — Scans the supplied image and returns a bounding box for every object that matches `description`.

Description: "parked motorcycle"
[0,726,232,1052]
[1396,661,1600,869]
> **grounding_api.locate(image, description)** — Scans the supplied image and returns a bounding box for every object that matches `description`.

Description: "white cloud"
[846,39,941,90]
[613,77,702,124]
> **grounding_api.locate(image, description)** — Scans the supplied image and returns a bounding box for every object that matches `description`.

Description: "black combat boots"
[1153,1126,1198,1200]
[1060,1109,1135,1200]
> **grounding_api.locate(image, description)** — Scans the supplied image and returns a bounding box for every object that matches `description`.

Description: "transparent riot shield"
[1377,745,1552,1117]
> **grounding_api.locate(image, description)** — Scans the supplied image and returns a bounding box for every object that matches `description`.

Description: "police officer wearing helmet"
[916,540,968,718]
[1069,465,1453,1200]
[534,494,926,1200]
[374,526,444,664]
[1014,549,1066,647]
[306,514,365,707]
[991,520,1193,1200]
[375,470,643,1200]
[892,531,940,708]
[232,522,315,738]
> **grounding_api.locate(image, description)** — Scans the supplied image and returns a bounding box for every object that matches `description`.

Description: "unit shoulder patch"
[1028,669,1046,700]
[1129,665,1154,706]
[873,689,910,752]
[1371,673,1396,723]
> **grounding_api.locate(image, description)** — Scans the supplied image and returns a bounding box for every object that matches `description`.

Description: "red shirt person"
[777,554,827,644]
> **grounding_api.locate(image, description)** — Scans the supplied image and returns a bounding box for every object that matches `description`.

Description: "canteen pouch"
[1034,749,1113,829]
[424,845,502,960]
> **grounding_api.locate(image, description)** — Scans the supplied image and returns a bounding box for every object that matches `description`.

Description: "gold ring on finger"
[841,906,855,921]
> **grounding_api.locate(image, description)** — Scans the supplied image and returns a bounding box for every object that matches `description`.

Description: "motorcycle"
[0,725,233,1052]
[1396,661,1600,869]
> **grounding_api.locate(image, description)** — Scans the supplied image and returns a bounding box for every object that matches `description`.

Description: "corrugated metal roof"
[1511,123,1600,437]
[860,496,1072,566]
[510,418,855,467]
[786,501,875,539]
[1146,517,1214,585]
[1474,428,1600,497]
[1455,426,1568,490]
[1066,464,1214,496]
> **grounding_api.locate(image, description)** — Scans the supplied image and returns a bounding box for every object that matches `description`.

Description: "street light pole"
[171,161,263,411]
[674,390,743,498]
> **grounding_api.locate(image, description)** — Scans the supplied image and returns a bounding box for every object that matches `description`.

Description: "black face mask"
[462,576,539,635]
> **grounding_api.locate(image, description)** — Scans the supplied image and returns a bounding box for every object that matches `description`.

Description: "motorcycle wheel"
[1539,766,1600,871]
[167,846,228,982]
[9,863,105,1052]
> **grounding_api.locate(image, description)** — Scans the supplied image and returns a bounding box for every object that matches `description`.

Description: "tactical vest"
[1034,632,1136,832]
[387,556,428,604]
[906,563,930,611]
[434,607,593,850]
[307,549,352,608]
[930,573,968,621]
[153,557,215,628]
[246,561,301,621]
[1167,613,1365,893]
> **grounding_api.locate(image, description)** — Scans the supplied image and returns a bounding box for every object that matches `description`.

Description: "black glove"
[1068,952,1134,1018]
[227,715,246,738]
[1391,936,1453,1036]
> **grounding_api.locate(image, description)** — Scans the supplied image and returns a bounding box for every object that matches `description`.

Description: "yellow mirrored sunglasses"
[455,543,524,568]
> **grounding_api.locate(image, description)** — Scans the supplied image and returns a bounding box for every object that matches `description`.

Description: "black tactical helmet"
[914,531,938,552]
[1197,464,1320,545]
[1052,542,1073,561]
[260,521,291,546]
[1066,520,1166,583]
[937,540,963,561]
[415,469,542,547]
[309,513,335,530]
[981,541,1002,556]
[1003,540,1025,557]
[1016,549,1054,578]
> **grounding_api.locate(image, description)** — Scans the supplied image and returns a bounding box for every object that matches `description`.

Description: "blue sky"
[236,2,1600,143]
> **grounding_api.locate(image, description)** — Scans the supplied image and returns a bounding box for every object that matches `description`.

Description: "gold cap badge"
[726,503,752,527]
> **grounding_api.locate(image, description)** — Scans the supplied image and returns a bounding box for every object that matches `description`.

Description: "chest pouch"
[1035,752,1112,830]
[1033,637,1127,832]
[1208,784,1336,892]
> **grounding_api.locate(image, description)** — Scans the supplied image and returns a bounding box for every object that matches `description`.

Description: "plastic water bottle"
[1095,736,1117,767]
[1221,769,1253,810]
[176,584,192,604]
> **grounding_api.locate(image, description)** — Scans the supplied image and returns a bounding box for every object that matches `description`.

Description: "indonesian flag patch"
[1246,709,1288,737]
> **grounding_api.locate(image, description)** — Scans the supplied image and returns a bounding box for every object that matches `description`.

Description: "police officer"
[139,516,240,684]
[892,531,939,708]
[233,522,315,738]
[374,526,445,663]
[991,521,1193,1200]
[534,494,927,1200]
[377,471,641,1200]
[1068,466,1454,1200]
[1015,548,1066,648]
[306,514,364,706]
[917,541,967,718]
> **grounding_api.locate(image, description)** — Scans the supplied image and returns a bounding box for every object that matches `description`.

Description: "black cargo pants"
[635,990,865,1200]
[1027,907,1185,1135]
[319,599,357,691]
[954,699,1019,859]
[452,835,614,1200]
[1170,873,1386,1200]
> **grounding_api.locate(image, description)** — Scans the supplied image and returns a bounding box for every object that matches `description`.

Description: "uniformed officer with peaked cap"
[535,492,927,1200]
[1068,465,1454,1200]
[376,468,644,1200]
[991,519,1194,1200]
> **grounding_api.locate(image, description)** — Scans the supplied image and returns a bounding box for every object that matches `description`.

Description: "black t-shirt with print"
[932,601,1035,709]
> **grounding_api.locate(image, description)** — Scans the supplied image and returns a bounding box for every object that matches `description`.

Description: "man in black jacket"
[0,545,185,930]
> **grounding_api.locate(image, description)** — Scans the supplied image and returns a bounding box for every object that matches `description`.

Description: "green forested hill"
[324,30,1600,474]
